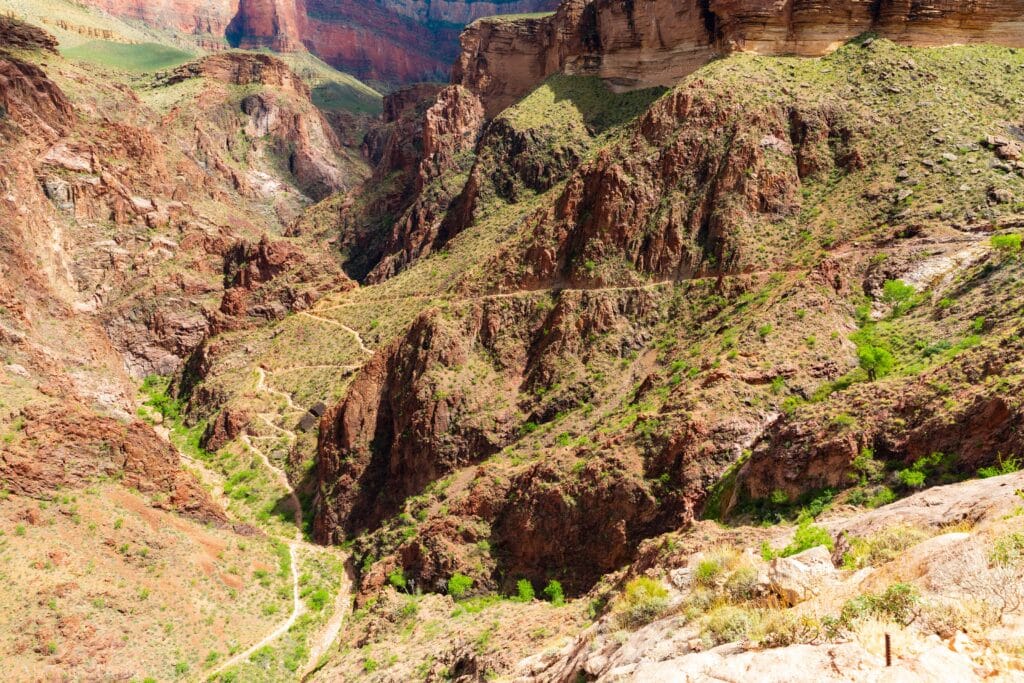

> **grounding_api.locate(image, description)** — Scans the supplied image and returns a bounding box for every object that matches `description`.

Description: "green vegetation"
[515,579,535,602]
[63,41,193,72]
[543,580,564,606]
[501,74,665,137]
[447,573,473,599]
[825,583,921,636]
[841,525,931,569]
[763,521,833,560]
[857,343,895,381]
[616,577,670,628]
[278,50,382,115]
[991,233,1023,254]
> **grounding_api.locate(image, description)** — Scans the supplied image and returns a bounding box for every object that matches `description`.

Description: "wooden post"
[885,633,892,667]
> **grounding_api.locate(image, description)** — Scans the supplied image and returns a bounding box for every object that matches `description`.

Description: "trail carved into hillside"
[299,311,374,355]
[204,370,352,681]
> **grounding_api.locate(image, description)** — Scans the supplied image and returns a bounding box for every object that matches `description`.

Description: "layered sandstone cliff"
[455,0,1024,114]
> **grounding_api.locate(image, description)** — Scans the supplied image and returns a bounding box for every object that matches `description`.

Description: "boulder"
[769,545,839,605]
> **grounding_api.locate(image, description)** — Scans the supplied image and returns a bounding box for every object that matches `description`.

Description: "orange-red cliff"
[454,0,1024,115]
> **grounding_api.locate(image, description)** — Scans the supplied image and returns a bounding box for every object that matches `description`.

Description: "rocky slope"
[455,0,1024,114]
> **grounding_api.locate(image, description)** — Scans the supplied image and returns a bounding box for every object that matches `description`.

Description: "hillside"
[2,1,1024,681]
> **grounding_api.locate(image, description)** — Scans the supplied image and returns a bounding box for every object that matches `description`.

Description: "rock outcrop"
[455,0,1024,115]
[1,404,226,525]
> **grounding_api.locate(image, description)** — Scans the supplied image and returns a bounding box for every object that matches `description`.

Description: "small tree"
[543,579,564,606]
[858,344,894,381]
[515,579,535,602]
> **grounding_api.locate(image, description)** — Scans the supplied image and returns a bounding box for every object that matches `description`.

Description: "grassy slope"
[62,40,194,71]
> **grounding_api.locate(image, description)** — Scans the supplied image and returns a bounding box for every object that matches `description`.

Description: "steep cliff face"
[226,0,304,51]
[75,0,558,84]
[455,0,1024,115]
[78,0,240,35]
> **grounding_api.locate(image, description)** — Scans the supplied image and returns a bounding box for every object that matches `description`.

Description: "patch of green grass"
[62,41,194,72]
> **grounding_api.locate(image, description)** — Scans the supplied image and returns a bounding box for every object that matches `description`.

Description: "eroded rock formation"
[455,0,1024,115]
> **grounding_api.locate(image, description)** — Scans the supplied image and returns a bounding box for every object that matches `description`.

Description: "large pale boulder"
[769,545,840,605]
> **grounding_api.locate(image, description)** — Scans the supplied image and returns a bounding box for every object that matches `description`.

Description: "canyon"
[3,0,1024,680]
[73,0,558,83]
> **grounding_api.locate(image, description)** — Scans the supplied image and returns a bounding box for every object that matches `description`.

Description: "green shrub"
[978,454,1022,478]
[896,468,926,488]
[881,279,918,316]
[832,582,920,634]
[387,567,407,591]
[447,573,473,599]
[516,579,535,602]
[617,577,670,628]
[991,233,1023,254]
[849,447,884,486]
[543,580,564,606]
[694,557,724,587]
[779,521,833,558]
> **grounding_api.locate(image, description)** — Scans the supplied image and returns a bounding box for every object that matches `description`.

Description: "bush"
[447,573,473,599]
[515,579,535,602]
[617,577,670,628]
[919,601,968,638]
[754,609,821,648]
[779,521,833,558]
[991,233,1023,254]
[978,454,1022,478]
[543,580,564,606]
[841,525,931,569]
[694,557,724,587]
[387,567,407,592]
[724,565,759,602]
[832,583,921,634]
[881,279,918,316]
[702,605,756,645]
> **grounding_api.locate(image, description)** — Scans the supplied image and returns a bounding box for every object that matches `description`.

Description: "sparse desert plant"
[617,576,670,628]
[753,609,821,647]
[702,605,756,645]
[841,525,931,569]
[724,564,759,602]
[918,601,969,638]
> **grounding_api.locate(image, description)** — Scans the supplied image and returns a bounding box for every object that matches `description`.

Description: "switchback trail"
[204,371,352,681]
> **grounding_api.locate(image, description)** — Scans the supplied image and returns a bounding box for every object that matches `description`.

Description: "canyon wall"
[454,0,1024,115]
[77,0,557,84]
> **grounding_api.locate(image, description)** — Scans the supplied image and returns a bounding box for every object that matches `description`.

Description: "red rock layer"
[80,0,240,35]
[455,0,1024,115]
[75,0,557,84]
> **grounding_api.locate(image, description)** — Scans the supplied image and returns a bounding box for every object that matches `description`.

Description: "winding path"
[202,371,351,681]
[299,311,374,356]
